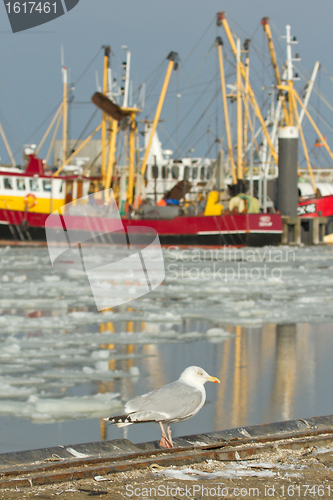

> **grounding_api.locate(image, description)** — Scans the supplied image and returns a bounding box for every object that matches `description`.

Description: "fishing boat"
[0,34,284,246]
[8,12,333,246]
[0,153,282,246]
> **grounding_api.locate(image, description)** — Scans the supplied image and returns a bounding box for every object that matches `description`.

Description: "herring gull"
[104,366,220,448]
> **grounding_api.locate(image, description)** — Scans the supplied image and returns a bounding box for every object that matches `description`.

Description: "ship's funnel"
[91,92,127,121]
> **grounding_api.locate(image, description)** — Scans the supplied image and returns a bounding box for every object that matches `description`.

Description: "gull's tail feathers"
[103,414,133,428]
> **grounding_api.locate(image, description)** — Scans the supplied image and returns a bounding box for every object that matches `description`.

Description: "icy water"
[0,245,333,453]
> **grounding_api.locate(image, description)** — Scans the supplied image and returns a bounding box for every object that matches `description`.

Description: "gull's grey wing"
[124,381,203,422]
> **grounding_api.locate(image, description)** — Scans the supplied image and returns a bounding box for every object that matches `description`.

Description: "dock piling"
[282,216,328,245]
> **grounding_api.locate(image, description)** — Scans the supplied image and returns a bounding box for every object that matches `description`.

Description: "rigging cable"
[70,108,99,152]
[321,65,333,85]
[11,100,62,161]
[74,47,103,87]
[298,65,333,113]
[308,103,333,133]
[163,62,217,137]
[0,108,22,150]
[167,76,219,153]
[0,76,29,136]
[182,15,216,66]
[177,88,219,156]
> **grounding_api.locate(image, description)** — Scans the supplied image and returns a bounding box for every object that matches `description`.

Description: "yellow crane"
[134,51,178,208]
[215,37,237,185]
[261,17,289,126]
[140,52,179,179]
[263,22,319,194]
[217,12,278,165]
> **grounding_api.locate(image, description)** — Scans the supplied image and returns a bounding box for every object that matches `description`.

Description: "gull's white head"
[179,366,220,386]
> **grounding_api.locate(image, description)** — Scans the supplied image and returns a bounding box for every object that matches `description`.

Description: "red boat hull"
[0,209,283,246]
[298,195,333,218]
[123,213,283,246]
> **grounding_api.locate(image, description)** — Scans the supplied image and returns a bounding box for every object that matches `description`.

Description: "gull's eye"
[198,371,203,375]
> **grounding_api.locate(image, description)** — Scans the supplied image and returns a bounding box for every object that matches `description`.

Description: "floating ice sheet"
[1,244,333,425]
[0,393,122,422]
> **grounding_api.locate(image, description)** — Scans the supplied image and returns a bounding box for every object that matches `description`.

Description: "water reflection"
[94,318,332,446]
[0,303,333,452]
[270,324,297,421]
[2,245,333,453]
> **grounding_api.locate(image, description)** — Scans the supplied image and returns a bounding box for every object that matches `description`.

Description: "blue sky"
[0,0,333,165]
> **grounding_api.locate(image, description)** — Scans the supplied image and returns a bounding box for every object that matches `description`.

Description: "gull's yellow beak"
[206,376,220,384]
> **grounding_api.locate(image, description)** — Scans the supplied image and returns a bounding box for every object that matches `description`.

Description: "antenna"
[107,67,112,99]
[283,25,300,82]
[60,44,65,68]
[95,71,102,92]
[121,46,131,108]
[138,83,146,110]
[129,80,133,107]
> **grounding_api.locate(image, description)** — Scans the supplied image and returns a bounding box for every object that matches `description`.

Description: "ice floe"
[0,393,122,422]
[0,245,333,427]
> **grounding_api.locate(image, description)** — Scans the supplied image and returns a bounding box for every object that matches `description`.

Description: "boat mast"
[104,117,117,194]
[61,47,68,164]
[281,25,318,194]
[218,12,278,164]
[89,46,141,203]
[261,17,289,126]
[293,96,317,193]
[127,113,136,205]
[134,52,178,209]
[35,104,62,157]
[121,46,131,109]
[101,46,110,185]
[104,45,117,197]
[121,47,136,205]
[243,39,250,173]
[285,25,297,125]
[236,38,244,193]
[215,36,237,185]
[261,21,302,207]
[0,122,16,166]
[135,51,178,208]
[299,61,320,125]
[54,123,102,176]
[140,52,178,179]
[293,90,333,164]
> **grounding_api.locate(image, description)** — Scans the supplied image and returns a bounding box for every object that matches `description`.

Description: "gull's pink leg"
[159,422,173,448]
[166,425,173,447]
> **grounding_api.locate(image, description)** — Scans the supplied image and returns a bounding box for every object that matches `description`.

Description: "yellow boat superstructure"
[0,163,93,216]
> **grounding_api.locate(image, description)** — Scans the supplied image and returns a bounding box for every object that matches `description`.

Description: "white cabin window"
[4,178,13,190]
[16,179,26,191]
[200,166,206,180]
[192,167,198,180]
[171,166,179,179]
[29,179,40,192]
[43,180,51,191]
[151,165,159,179]
[184,166,190,180]
[162,166,169,179]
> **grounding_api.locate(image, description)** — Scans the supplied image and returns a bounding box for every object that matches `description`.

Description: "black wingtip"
[103,415,132,424]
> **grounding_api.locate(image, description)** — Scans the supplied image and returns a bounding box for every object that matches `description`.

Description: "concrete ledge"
[1,415,333,487]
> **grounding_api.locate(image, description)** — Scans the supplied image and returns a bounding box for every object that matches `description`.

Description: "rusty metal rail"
[1,415,333,487]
